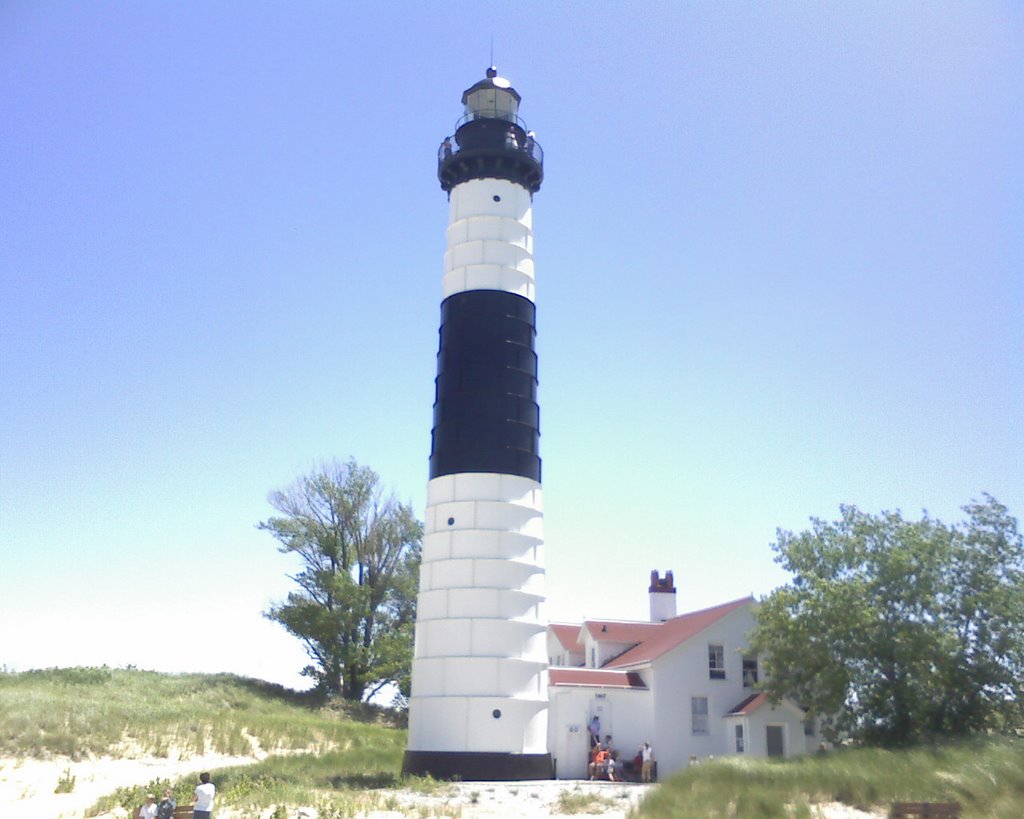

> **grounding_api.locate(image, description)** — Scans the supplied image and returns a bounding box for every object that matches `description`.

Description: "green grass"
[54,767,77,794]
[631,737,1024,819]
[0,666,401,760]
[554,787,625,814]
[85,750,425,817]
[0,666,412,816]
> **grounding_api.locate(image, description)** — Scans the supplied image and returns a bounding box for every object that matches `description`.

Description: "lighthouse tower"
[402,68,551,781]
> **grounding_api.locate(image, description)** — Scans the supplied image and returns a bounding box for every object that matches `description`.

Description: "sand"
[0,752,258,819]
[0,754,885,818]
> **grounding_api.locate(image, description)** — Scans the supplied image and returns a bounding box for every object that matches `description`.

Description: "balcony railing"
[437,115,544,167]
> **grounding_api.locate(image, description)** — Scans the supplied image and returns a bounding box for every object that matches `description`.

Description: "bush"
[54,768,76,794]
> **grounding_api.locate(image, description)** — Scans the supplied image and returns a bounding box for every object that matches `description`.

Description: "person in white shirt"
[641,741,654,782]
[193,772,215,819]
[137,794,158,819]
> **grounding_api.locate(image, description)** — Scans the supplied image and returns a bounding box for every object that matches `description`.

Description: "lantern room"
[462,66,522,122]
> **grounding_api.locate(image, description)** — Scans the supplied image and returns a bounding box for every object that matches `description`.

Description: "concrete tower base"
[401,750,553,781]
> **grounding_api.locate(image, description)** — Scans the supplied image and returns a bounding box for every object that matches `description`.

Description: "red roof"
[549,668,648,689]
[727,692,767,715]
[603,596,755,669]
[550,622,583,651]
[726,692,805,718]
[581,620,662,645]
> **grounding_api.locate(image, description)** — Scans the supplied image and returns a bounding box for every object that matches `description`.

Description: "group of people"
[136,772,215,819]
[586,716,655,782]
[588,739,619,781]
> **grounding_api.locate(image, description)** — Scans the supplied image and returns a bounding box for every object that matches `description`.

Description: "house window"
[804,717,815,737]
[691,696,709,735]
[735,724,744,753]
[708,644,725,679]
[742,655,758,687]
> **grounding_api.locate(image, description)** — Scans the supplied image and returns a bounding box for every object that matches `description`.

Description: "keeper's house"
[546,571,820,779]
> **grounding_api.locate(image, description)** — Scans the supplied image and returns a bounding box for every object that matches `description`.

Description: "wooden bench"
[890,803,961,818]
[134,806,193,819]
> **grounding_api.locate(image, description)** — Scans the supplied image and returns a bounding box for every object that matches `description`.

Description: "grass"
[0,666,413,816]
[54,767,76,794]
[0,666,401,760]
[554,786,624,814]
[631,737,1024,819]
[87,756,448,818]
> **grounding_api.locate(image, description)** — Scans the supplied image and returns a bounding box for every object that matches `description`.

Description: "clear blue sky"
[2,2,1022,691]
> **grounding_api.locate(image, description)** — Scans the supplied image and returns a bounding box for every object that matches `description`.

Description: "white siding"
[547,686,654,780]
[647,605,758,774]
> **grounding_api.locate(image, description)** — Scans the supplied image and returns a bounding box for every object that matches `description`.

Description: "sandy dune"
[0,752,259,819]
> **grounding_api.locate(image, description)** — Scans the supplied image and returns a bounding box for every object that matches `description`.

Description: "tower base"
[402,751,553,781]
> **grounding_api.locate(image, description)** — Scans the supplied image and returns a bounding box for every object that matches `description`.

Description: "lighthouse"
[402,68,551,781]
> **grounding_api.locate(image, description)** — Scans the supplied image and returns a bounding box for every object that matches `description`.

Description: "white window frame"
[735,723,745,753]
[709,644,726,679]
[691,696,709,735]
[742,654,758,687]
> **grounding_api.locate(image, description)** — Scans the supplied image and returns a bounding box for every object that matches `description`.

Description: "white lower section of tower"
[406,472,548,754]
[443,178,535,300]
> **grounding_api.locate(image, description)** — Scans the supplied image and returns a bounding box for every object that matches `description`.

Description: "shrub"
[54,768,76,794]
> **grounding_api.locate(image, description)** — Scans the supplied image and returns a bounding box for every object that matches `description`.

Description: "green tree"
[751,495,1023,746]
[259,459,422,701]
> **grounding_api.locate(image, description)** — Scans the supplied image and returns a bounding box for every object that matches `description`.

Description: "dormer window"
[743,655,759,687]
[709,644,726,679]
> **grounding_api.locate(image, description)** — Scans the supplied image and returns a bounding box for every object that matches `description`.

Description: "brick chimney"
[649,570,677,622]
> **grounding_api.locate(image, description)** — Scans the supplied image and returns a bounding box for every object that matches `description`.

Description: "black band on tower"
[429,290,541,481]
[438,118,543,194]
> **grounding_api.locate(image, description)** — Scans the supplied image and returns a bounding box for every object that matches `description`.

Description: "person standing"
[588,715,600,748]
[641,741,654,783]
[193,772,215,819]
[156,788,176,819]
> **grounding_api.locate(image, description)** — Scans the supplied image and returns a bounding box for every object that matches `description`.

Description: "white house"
[546,571,818,779]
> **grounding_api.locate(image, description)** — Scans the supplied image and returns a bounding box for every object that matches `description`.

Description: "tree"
[259,459,422,701]
[751,495,1024,746]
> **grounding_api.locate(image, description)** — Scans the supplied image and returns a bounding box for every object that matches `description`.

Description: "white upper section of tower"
[443,178,535,301]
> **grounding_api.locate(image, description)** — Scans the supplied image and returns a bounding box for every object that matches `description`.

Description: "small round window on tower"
[493,195,501,202]
[492,709,502,719]
[447,517,455,526]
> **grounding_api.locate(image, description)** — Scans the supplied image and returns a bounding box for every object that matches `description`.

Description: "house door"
[589,697,612,746]
[565,720,589,779]
[766,725,784,757]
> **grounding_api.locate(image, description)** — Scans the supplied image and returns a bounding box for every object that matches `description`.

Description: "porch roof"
[549,668,648,689]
